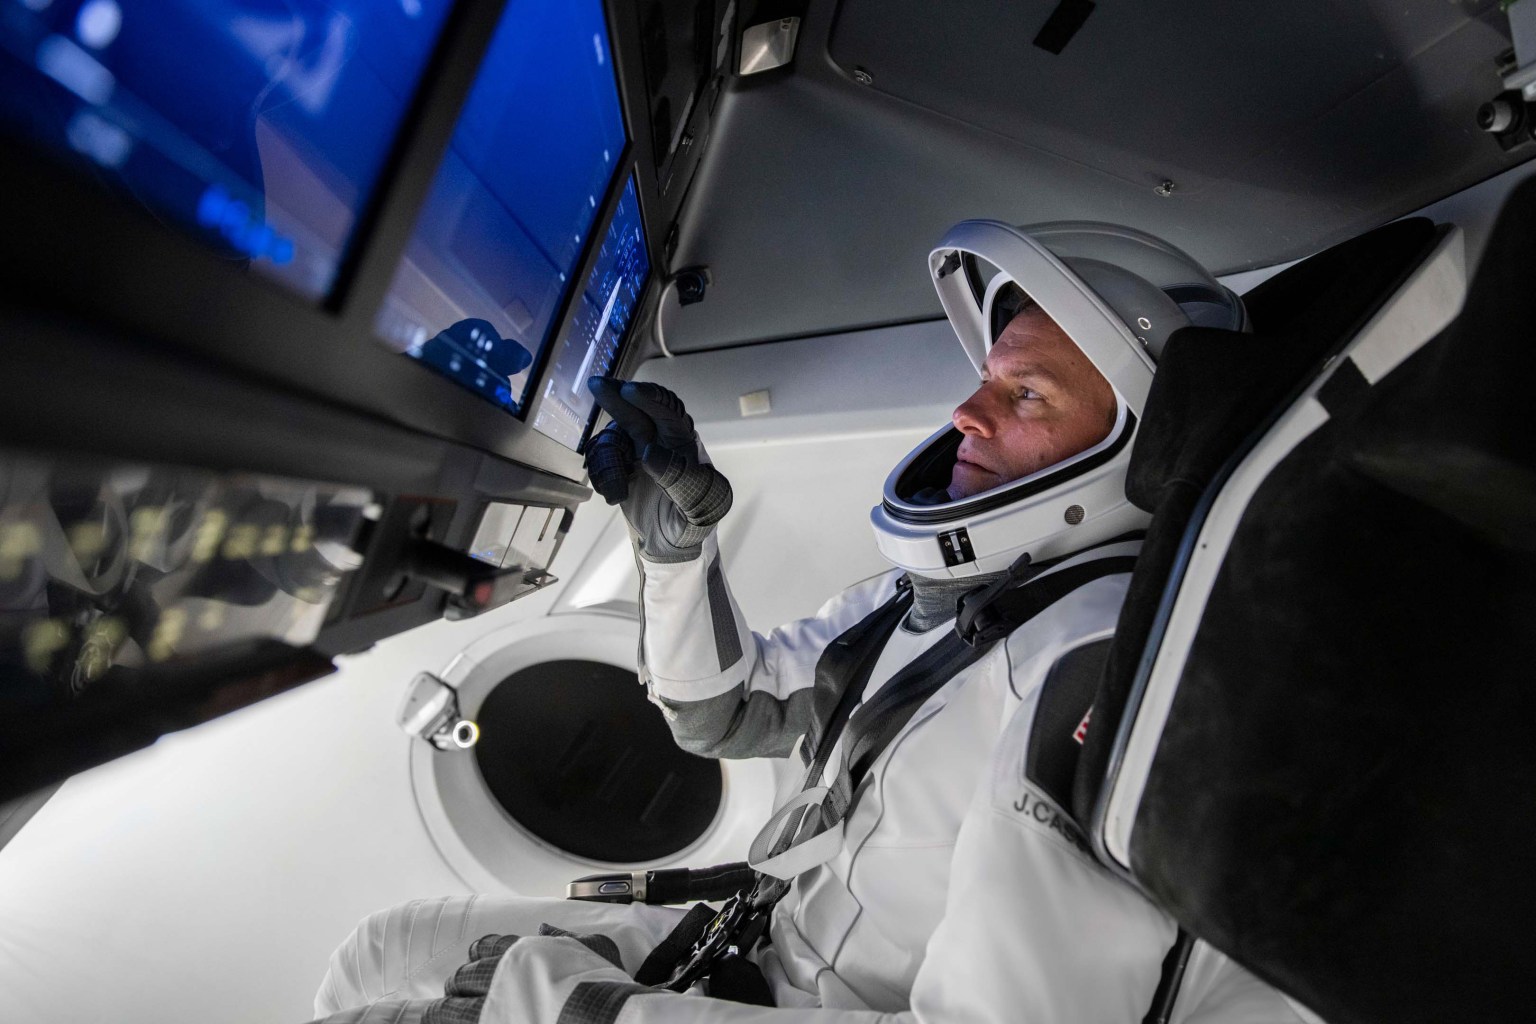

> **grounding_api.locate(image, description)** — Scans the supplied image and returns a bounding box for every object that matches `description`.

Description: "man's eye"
[1015,388,1041,401]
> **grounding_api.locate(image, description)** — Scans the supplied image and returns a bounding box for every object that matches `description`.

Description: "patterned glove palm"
[585,377,733,563]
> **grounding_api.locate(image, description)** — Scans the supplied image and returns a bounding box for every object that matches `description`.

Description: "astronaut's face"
[947,307,1119,501]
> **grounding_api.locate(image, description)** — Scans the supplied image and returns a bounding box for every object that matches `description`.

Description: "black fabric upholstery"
[1073,216,1440,828]
[1346,259,1536,553]
[1123,181,1536,1024]
[1027,638,1111,810]
[703,955,776,1006]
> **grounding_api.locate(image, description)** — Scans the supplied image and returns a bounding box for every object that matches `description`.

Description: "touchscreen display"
[530,175,649,451]
[0,0,454,300]
[375,0,627,417]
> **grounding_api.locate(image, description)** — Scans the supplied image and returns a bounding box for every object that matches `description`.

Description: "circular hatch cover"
[474,659,723,862]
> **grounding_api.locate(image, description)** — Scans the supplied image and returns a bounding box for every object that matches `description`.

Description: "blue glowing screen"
[0,0,455,300]
[375,0,629,418]
[531,175,648,451]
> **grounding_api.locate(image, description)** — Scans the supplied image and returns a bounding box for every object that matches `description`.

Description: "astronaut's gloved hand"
[472,932,638,1024]
[420,927,625,1024]
[585,377,733,563]
[422,933,520,1024]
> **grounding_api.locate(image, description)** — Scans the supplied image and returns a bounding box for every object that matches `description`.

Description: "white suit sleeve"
[473,701,1303,1024]
[637,532,900,760]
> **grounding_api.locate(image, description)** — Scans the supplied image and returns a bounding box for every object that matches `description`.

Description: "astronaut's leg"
[313,895,689,1018]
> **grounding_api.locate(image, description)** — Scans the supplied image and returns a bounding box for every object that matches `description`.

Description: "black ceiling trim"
[1033,0,1097,56]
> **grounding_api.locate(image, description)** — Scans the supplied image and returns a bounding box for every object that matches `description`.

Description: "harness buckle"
[955,551,1034,647]
[664,885,768,992]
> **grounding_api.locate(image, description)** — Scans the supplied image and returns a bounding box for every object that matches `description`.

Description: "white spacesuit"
[311,223,1304,1024]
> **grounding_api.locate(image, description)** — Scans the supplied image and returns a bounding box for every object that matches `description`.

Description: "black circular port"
[473,660,723,862]
[1478,98,1516,134]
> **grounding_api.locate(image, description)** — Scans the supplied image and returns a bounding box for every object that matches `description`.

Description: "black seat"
[1077,180,1536,1024]
[1072,214,1443,832]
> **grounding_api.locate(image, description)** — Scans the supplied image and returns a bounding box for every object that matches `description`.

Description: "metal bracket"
[567,870,648,904]
[739,18,799,76]
[396,672,479,750]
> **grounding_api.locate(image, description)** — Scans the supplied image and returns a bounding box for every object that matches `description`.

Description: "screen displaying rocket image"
[374,0,628,417]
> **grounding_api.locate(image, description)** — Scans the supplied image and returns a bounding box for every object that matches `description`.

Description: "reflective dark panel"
[0,0,454,300]
[474,659,722,863]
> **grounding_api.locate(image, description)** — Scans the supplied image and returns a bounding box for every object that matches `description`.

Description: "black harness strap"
[756,552,1142,915]
[1142,930,1196,1024]
[839,634,993,804]
[633,903,717,986]
[841,554,1139,801]
[657,551,1183,1011]
[956,555,1139,647]
[800,579,914,797]
[764,581,914,875]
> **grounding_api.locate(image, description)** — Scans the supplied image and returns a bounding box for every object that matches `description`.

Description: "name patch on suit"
[1010,786,1093,860]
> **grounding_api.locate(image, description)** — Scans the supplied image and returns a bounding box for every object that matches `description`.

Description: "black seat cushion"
[1118,180,1536,1024]
[1072,216,1440,827]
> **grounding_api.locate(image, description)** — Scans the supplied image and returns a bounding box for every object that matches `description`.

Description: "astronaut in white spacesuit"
[310,222,1305,1024]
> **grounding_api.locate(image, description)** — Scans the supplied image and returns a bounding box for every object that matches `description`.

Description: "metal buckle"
[954,551,1033,647]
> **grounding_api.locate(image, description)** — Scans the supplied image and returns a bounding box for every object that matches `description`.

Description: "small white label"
[738,389,772,417]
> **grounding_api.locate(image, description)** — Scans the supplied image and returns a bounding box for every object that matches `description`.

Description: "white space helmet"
[870,221,1247,579]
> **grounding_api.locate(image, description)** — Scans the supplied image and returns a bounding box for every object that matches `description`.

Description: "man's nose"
[952,389,993,437]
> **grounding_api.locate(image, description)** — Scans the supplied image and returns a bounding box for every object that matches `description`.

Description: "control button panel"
[0,452,370,698]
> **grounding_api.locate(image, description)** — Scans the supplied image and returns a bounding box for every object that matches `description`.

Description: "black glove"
[585,377,733,563]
